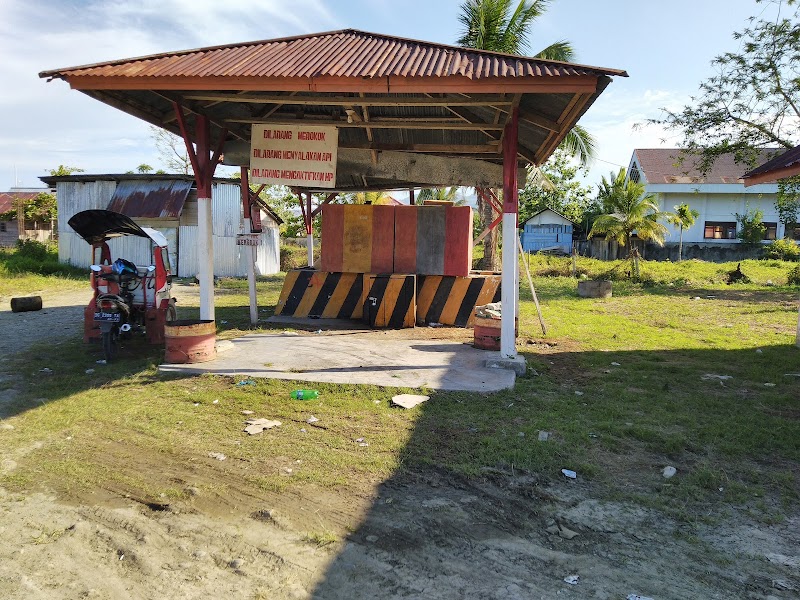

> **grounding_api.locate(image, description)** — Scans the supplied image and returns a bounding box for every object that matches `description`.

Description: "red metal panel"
[320,204,344,272]
[394,206,417,273]
[503,107,519,214]
[106,180,192,218]
[443,206,472,277]
[370,205,395,273]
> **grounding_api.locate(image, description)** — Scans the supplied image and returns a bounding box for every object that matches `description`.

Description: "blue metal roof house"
[520,208,576,254]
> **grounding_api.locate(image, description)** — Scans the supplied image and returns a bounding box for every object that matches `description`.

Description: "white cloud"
[0,0,340,188]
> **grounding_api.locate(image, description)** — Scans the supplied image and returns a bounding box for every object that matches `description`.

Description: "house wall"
[58,179,281,277]
[520,211,574,254]
[0,220,19,247]
[654,188,782,245]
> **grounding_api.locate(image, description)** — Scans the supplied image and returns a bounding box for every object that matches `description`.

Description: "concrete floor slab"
[159,331,515,392]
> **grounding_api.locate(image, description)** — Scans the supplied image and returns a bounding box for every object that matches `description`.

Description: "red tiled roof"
[633,149,782,184]
[40,29,627,83]
[0,192,39,214]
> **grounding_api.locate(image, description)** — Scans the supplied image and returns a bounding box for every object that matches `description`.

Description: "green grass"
[0,242,85,297]
[1,257,798,526]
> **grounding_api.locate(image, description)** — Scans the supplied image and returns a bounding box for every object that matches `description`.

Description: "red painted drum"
[473,316,501,350]
[164,320,217,364]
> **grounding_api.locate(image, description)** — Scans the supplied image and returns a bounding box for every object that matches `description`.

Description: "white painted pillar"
[198,196,215,321]
[501,213,518,358]
[244,219,258,325]
[307,233,314,267]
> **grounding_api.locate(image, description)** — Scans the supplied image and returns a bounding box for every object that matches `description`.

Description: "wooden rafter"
[225,117,506,130]
[182,92,516,107]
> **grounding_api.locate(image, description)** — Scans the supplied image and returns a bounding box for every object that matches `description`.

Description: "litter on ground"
[243,419,281,435]
[391,394,430,409]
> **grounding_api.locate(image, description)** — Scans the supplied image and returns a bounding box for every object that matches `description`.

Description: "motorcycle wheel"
[102,330,117,362]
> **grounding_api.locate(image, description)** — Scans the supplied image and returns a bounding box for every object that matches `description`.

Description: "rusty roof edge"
[39,29,628,80]
[743,144,800,178]
[39,174,240,185]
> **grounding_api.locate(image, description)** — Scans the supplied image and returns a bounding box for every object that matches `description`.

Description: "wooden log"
[11,296,43,313]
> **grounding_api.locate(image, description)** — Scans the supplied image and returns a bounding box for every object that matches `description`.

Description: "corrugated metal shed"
[46,175,281,277]
[107,179,192,218]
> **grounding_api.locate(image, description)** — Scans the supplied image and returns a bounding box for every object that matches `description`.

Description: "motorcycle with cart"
[68,209,178,361]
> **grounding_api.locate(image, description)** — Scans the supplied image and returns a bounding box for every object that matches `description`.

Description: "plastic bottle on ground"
[291,390,319,400]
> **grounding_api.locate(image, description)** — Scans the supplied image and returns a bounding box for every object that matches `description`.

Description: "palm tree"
[457,0,595,166]
[417,187,461,204]
[349,191,395,205]
[589,168,669,256]
[667,202,700,262]
[457,0,595,269]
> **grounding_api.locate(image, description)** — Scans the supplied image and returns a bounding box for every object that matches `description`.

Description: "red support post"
[298,191,308,224]
[240,167,251,220]
[306,192,313,235]
[503,108,519,216]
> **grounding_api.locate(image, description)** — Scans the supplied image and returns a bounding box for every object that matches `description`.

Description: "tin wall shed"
[44,175,280,277]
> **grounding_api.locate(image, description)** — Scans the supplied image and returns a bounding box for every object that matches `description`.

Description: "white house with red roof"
[628,149,792,250]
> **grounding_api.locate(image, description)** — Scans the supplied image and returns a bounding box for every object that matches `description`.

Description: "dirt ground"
[1,288,798,599]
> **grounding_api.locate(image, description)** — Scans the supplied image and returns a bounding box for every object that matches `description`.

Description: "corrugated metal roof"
[743,144,800,182]
[0,192,40,214]
[634,149,782,184]
[40,29,627,81]
[106,179,193,219]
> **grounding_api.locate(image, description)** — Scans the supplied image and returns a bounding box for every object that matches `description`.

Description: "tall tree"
[457,0,595,269]
[589,168,669,256]
[518,148,596,228]
[647,0,799,174]
[776,177,800,238]
[150,125,192,174]
[667,203,700,262]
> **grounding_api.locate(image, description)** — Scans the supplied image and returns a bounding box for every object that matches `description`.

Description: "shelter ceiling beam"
[82,90,184,136]
[222,139,502,165]
[431,98,503,146]
[152,91,247,142]
[334,148,526,188]
[534,93,592,164]
[225,117,506,130]
[180,92,515,107]
[358,92,379,165]
[62,75,600,94]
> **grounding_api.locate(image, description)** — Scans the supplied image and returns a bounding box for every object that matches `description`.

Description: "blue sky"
[0,0,773,193]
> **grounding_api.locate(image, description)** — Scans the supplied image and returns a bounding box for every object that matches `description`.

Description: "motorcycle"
[68,209,178,361]
[92,259,158,361]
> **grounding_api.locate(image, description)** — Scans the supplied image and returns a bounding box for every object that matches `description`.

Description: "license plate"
[94,311,121,322]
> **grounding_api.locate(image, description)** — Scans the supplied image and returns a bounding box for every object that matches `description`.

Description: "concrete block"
[577,280,612,298]
[485,355,527,376]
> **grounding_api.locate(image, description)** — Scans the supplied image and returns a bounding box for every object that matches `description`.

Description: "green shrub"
[763,238,800,261]
[15,238,54,260]
[788,265,800,286]
[279,243,321,271]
